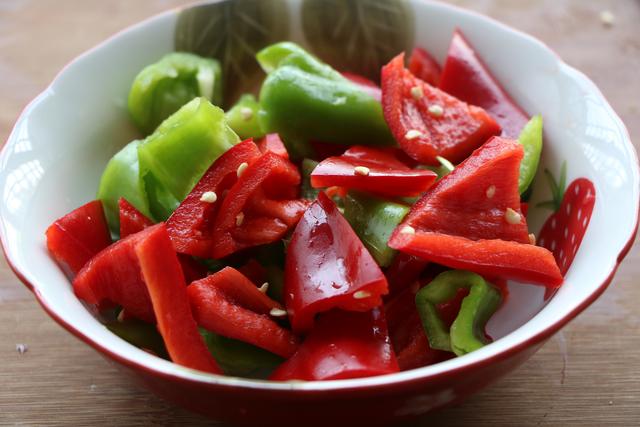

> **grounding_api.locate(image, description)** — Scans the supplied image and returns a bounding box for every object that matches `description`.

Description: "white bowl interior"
[1,0,637,390]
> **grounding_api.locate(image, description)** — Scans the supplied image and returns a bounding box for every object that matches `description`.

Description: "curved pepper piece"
[439,30,529,138]
[311,146,437,198]
[258,42,395,148]
[135,224,221,374]
[415,270,501,356]
[381,53,501,165]
[517,115,543,194]
[129,52,222,134]
[188,267,299,358]
[408,47,441,87]
[269,309,399,381]
[46,200,112,276]
[284,192,389,333]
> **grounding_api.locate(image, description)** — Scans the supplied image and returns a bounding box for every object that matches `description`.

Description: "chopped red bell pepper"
[166,139,262,258]
[310,145,437,197]
[269,308,399,381]
[439,29,529,138]
[256,133,289,159]
[211,152,307,259]
[188,267,299,358]
[381,53,501,165]
[284,192,389,333]
[385,252,429,297]
[408,47,441,87]
[134,224,221,373]
[73,226,156,323]
[389,136,562,287]
[341,71,382,102]
[119,197,154,238]
[46,200,112,276]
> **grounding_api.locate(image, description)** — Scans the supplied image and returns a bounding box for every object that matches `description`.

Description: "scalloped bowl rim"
[1,0,638,393]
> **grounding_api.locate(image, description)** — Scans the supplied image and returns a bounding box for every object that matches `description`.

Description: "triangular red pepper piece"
[119,197,154,238]
[134,224,221,374]
[381,53,501,165]
[439,29,529,138]
[310,146,437,197]
[73,226,156,323]
[399,136,530,243]
[389,137,562,287]
[408,47,442,87]
[269,309,398,381]
[188,267,299,358]
[166,139,262,258]
[284,192,389,333]
[46,200,112,276]
[211,152,307,259]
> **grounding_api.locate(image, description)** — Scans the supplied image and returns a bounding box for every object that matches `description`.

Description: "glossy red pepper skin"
[135,224,221,374]
[389,136,562,287]
[381,53,501,165]
[211,152,308,259]
[408,47,441,87]
[269,309,398,381]
[439,30,529,138]
[166,140,262,258]
[256,133,289,159]
[46,200,112,276]
[284,192,389,333]
[311,146,437,197]
[119,198,154,238]
[188,267,299,358]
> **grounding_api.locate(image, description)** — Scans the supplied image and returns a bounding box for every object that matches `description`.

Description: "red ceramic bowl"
[1,1,637,425]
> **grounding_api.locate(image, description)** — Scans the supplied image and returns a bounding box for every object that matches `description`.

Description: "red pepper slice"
[46,200,112,276]
[269,309,398,381]
[73,226,156,323]
[408,47,441,87]
[119,197,154,238]
[134,224,221,373]
[381,53,501,165]
[188,267,299,358]
[389,136,562,287]
[211,152,307,259]
[284,192,389,333]
[256,133,289,159]
[166,140,262,258]
[439,30,529,138]
[310,146,437,197]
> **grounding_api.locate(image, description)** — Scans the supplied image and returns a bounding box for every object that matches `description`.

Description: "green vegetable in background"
[138,97,239,220]
[343,191,409,267]
[97,140,152,232]
[257,42,395,149]
[225,94,265,139]
[415,270,502,356]
[128,52,222,134]
[518,115,543,194]
[200,329,283,378]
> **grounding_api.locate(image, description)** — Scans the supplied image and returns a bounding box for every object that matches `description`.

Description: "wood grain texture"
[1,0,639,425]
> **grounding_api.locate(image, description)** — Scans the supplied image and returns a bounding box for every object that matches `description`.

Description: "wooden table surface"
[1,0,639,425]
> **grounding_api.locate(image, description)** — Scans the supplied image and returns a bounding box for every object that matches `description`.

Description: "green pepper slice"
[128,52,222,134]
[518,115,543,194]
[137,97,239,220]
[343,191,409,267]
[415,270,502,356]
[106,318,168,359]
[225,94,265,139]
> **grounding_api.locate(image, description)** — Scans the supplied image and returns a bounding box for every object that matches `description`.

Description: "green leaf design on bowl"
[302,0,414,82]
[175,0,290,107]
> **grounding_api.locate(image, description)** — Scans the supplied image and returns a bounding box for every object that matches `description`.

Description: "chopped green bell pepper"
[415,270,502,356]
[128,52,222,134]
[225,94,265,139]
[301,158,320,200]
[106,318,168,359]
[200,329,283,378]
[518,115,543,194]
[343,191,409,267]
[257,42,394,148]
[138,97,239,220]
[97,140,152,232]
